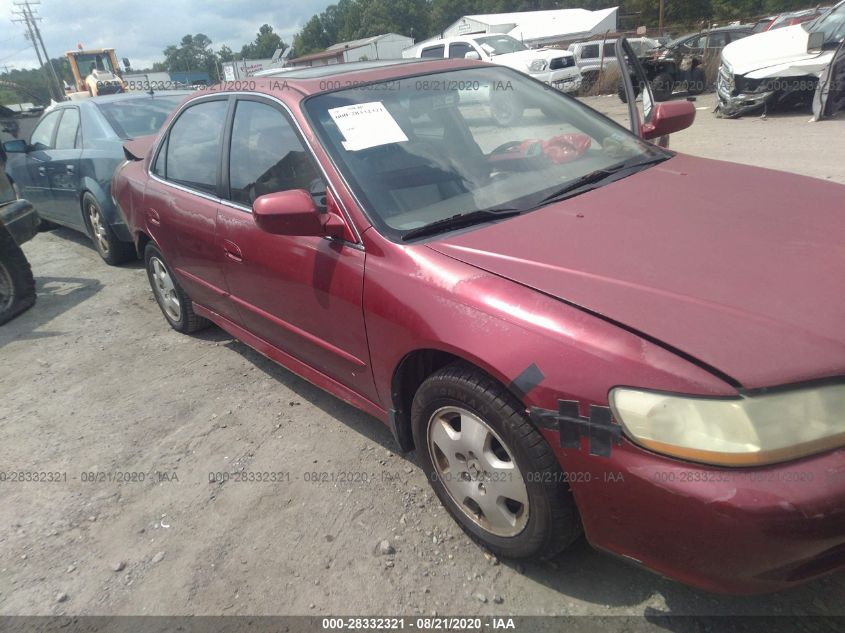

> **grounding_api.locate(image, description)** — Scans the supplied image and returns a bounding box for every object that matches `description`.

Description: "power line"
[11,0,63,100]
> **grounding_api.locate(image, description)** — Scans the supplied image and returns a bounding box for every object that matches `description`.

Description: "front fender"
[364,235,736,416]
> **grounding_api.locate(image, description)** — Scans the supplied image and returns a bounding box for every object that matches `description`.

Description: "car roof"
[669,26,750,44]
[87,90,194,104]
[202,58,483,98]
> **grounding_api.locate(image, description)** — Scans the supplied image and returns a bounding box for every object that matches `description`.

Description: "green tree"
[239,24,287,59]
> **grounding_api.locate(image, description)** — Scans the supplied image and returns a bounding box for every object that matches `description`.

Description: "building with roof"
[286,33,414,68]
[417,7,618,49]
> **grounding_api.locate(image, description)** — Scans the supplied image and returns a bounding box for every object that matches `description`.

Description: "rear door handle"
[65,164,75,174]
[223,239,243,262]
[38,166,47,176]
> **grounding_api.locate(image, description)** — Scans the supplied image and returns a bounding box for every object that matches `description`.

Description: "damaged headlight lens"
[609,384,845,467]
[735,76,772,94]
[529,59,548,72]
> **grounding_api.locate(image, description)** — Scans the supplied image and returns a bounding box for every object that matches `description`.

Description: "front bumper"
[546,432,845,594]
[716,65,775,117]
[534,68,582,93]
[0,199,40,246]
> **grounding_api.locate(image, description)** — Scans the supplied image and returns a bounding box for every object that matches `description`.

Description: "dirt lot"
[1,98,844,623]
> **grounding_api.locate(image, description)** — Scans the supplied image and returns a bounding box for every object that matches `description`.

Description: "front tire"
[82,193,134,265]
[144,242,209,334]
[651,72,674,101]
[0,223,36,325]
[411,363,581,560]
[490,93,524,127]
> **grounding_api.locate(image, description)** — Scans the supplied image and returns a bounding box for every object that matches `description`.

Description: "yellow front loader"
[65,47,127,99]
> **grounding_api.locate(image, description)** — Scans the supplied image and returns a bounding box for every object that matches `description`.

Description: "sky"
[0,0,330,71]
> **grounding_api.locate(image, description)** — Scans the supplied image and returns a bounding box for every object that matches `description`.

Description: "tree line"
[290,0,821,55]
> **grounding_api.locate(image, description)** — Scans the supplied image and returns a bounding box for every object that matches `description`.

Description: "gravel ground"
[1,94,844,624]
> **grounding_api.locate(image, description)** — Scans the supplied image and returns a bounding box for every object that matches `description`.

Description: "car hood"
[425,154,845,389]
[722,24,829,76]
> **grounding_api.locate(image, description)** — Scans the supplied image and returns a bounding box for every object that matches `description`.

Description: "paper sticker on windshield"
[328,102,408,152]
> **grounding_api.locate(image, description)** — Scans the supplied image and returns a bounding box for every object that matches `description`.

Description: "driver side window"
[30,110,62,150]
[227,99,322,207]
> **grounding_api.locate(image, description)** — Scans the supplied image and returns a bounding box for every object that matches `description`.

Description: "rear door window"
[54,108,81,150]
[163,99,228,194]
[421,45,445,59]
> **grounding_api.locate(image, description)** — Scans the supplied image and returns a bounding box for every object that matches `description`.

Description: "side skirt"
[192,302,388,424]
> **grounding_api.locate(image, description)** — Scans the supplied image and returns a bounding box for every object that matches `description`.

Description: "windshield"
[95,95,185,139]
[74,53,116,76]
[304,67,665,241]
[805,3,845,44]
[473,35,528,55]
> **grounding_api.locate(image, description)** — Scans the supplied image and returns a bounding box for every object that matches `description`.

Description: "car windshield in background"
[305,67,665,241]
[806,4,845,43]
[95,95,185,139]
[475,35,528,55]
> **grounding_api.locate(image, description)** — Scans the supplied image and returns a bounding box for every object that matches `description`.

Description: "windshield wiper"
[401,208,521,241]
[535,155,668,207]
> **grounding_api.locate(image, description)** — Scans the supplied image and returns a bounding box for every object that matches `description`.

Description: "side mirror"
[641,100,696,140]
[464,51,481,60]
[252,189,346,238]
[122,58,131,69]
[2,139,28,153]
[808,31,824,54]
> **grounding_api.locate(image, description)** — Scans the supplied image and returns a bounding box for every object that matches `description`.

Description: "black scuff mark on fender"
[530,400,622,457]
[508,363,545,399]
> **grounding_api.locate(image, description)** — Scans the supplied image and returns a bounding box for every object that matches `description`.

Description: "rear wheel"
[412,363,581,559]
[0,223,36,326]
[144,242,209,334]
[83,193,134,265]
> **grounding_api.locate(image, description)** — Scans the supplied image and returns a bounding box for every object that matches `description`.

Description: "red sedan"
[112,45,845,594]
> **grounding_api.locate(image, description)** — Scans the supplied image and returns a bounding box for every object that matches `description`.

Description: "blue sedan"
[2,91,189,264]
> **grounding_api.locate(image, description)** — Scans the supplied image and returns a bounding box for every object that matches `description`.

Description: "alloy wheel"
[87,202,110,254]
[427,406,529,537]
[149,256,181,322]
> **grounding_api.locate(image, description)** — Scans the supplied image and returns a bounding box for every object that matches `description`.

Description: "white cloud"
[0,0,328,70]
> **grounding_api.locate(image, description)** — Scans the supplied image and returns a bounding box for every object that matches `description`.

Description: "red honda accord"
[112,45,845,594]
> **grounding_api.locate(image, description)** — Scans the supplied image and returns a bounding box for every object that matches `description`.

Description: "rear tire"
[144,242,209,334]
[411,363,581,560]
[0,223,36,326]
[82,193,134,265]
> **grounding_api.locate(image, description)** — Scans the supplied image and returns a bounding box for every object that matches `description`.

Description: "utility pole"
[659,0,665,36]
[11,1,63,100]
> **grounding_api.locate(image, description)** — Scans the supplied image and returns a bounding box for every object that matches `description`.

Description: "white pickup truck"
[717,1,845,117]
[404,34,582,94]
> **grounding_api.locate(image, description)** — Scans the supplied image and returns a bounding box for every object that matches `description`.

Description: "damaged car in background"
[718,1,845,117]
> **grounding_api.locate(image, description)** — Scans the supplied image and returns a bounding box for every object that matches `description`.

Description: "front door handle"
[148,208,161,226]
[66,164,75,175]
[38,166,47,176]
[223,239,243,262]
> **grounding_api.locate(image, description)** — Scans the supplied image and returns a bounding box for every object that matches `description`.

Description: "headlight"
[609,384,845,467]
[529,59,548,72]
